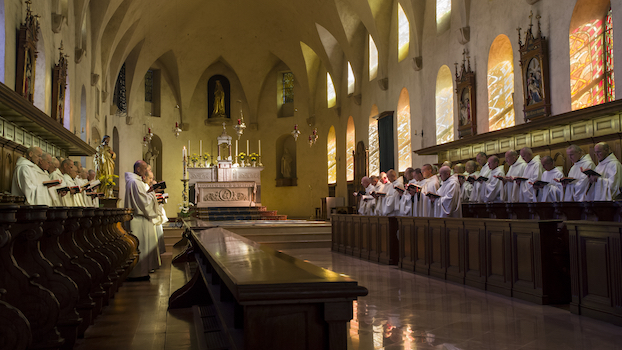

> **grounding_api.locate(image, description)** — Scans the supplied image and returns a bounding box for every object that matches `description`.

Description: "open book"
[513,177,528,182]
[83,179,101,190]
[425,192,440,198]
[152,181,167,191]
[532,180,549,187]
[43,179,62,187]
[582,169,601,177]
[558,177,577,184]
[476,176,489,182]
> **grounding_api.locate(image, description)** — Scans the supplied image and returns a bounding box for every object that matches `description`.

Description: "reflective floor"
[75,246,622,350]
[281,248,622,350]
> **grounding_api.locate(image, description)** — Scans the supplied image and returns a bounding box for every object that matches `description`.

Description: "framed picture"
[455,51,477,139]
[519,13,551,122]
[15,2,39,102]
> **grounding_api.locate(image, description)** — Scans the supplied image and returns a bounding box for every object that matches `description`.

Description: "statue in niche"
[94,135,117,195]
[211,80,226,118]
[459,88,471,126]
[281,148,293,178]
[144,144,159,165]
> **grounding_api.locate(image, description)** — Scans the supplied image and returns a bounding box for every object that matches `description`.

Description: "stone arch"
[397,88,411,172]
[435,65,454,144]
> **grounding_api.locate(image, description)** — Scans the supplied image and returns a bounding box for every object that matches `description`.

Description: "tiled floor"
[76,247,622,350]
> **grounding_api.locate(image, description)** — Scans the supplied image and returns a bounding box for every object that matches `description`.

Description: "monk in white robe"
[482,156,505,203]
[517,148,542,202]
[126,160,161,280]
[59,159,83,207]
[420,164,440,217]
[461,161,478,203]
[373,172,389,216]
[396,168,415,216]
[561,145,595,202]
[356,176,376,215]
[405,169,425,217]
[535,156,563,202]
[432,166,461,218]
[44,155,64,206]
[469,152,489,203]
[586,142,622,201]
[501,150,526,203]
[383,170,401,216]
[11,147,54,206]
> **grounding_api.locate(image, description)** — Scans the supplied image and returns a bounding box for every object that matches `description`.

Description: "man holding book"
[420,164,439,217]
[11,147,55,205]
[534,156,563,202]
[516,147,542,202]
[561,145,594,201]
[482,156,505,203]
[500,150,526,202]
[469,152,489,203]
[585,142,622,201]
[432,166,461,218]
[356,176,376,216]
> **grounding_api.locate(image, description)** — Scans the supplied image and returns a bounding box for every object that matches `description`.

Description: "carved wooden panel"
[593,115,620,137]
[398,217,416,271]
[570,121,593,140]
[460,146,472,160]
[464,219,486,290]
[485,220,512,296]
[414,218,430,275]
[445,219,465,284]
[549,125,569,144]
[485,140,499,155]
[531,130,549,147]
[429,219,446,279]
[499,137,514,151]
[514,134,531,149]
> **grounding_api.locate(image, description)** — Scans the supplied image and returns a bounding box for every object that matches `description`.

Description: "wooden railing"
[0,199,138,350]
[169,222,368,350]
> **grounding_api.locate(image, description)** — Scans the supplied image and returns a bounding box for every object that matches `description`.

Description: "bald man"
[561,145,595,201]
[517,147,542,202]
[373,172,389,215]
[420,164,440,217]
[469,152,490,203]
[59,159,82,206]
[586,142,622,201]
[398,168,415,216]
[432,166,461,218]
[482,156,505,203]
[383,169,401,216]
[125,160,162,280]
[11,146,54,205]
[406,168,425,217]
[501,150,526,203]
[461,160,478,203]
[356,176,376,215]
[535,156,563,202]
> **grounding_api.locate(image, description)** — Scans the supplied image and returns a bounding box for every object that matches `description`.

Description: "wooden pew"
[330,214,399,265]
[169,224,368,350]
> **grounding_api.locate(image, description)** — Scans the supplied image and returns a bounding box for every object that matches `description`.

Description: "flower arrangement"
[238,152,247,161]
[249,152,259,162]
[189,153,200,164]
[99,174,119,187]
[202,153,210,161]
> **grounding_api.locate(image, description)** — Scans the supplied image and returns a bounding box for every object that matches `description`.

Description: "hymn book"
[425,192,440,198]
[533,180,549,187]
[43,179,62,187]
[83,179,101,189]
[558,177,577,184]
[476,176,489,182]
[152,181,167,191]
[513,176,528,182]
[582,169,601,177]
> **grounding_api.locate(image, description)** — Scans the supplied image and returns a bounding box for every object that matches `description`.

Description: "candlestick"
[246,140,249,155]
[200,140,203,155]
[258,140,261,157]
[236,140,238,157]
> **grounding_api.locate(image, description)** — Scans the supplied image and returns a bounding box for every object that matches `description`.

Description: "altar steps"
[194,206,288,221]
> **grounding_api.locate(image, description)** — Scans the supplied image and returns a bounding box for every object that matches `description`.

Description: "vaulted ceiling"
[82,0,425,119]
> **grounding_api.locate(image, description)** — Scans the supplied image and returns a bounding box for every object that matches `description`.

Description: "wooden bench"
[331,214,399,265]
[169,223,368,350]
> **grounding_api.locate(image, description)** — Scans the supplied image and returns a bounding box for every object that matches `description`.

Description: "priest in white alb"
[586,142,622,201]
[406,168,425,217]
[534,156,563,202]
[420,164,440,217]
[59,159,83,207]
[482,156,505,203]
[356,176,376,215]
[432,166,461,218]
[461,161,478,203]
[383,170,401,216]
[469,152,489,203]
[125,160,162,280]
[398,168,415,216]
[561,145,595,202]
[373,172,389,216]
[11,147,56,206]
[516,147,542,202]
[501,150,526,203]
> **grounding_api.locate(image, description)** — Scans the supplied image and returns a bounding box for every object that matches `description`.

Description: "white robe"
[358,184,376,215]
[586,153,622,201]
[48,169,65,206]
[61,174,81,207]
[374,182,389,216]
[519,155,542,202]
[421,176,440,217]
[408,179,425,217]
[502,157,526,203]
[563,154,595,202]
[483,166,505,203]
[434,175,461,218]
[11,157,53,206]
[461,171,478,203]
[383,181,401,216]
[125,172,161,277]
[537,168,564,202]
[469,164,490,203]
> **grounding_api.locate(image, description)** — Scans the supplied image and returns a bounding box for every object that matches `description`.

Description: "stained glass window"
[398,4,409,62]
[569,7,614,110]
[346,117,355,182]
[436,66,454,144]
[327,73,336,108]
[369,35,378,81]
[368,105,380,176]
[436,0,451,25]
[282,72,294,103]
[347,62,355,95]
[488,35,514,132]
[327,126,337,184]
[397,88,411,172]
[145,70,153,102]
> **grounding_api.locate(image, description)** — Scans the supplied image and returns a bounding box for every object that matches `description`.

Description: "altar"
[185,123,263,208]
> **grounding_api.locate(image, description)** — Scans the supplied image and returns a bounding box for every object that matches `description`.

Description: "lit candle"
[200,140,203,155]
[258,140,261,157]
[246,140,249,155]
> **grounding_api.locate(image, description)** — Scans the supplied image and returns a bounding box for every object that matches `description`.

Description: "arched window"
[397,88,411,172]
[327,126,337,184]
[346,117,355,181]
[569,1,614,110]
[369,35,378,81]
[368,105,380,176]
[347,62,355,95]
[436,65,454,144]
[398,3,409,62]
[436,0,451,33]
[488,34,515,132]
[327,72,336,108]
